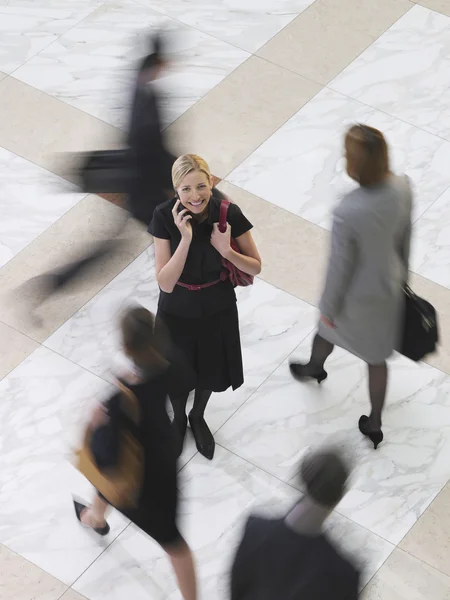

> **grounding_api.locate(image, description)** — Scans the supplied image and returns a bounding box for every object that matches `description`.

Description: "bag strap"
[219,199,231,234]
[115,379,141,425]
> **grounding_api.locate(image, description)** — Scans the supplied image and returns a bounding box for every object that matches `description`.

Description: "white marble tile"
[217,337,450,544]
[12,0,249,129]
[0,148,83,268]
[74,445,392,600]
[0,345,129,585]
[329,5,450,141]
[0,0,105,74]
[135,0,315,53]
[411,186,450,289]
[226,87,450,229]
[45,246,317,443]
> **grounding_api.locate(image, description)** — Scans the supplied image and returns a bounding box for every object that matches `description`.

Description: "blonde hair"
[172,154,211,189]
[345,124,389,186]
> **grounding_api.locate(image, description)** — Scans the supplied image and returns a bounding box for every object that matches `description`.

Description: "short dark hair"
[300,448,350,507]
[345,124,389,186]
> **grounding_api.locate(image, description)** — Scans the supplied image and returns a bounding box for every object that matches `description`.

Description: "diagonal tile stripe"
[257,0,413,85]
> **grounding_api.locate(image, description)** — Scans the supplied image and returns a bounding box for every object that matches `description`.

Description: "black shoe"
[172,415,187,458]
[73,500,110,536]
[289,362,328,384]
[188,412,215,460]
[358,416,384,450]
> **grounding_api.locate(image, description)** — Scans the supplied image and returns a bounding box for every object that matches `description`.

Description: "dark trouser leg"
[170,392,189,457]
[290,334,334,381]
[189,390,215,460]
[367,362,388,431]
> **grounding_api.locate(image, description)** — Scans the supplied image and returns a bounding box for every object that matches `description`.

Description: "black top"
[231,516,360,600]
[149,191,253,318]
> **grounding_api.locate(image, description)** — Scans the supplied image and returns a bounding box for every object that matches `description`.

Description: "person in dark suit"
[127,32,176,225]
[230,447,360,600]
[20,34,175,314]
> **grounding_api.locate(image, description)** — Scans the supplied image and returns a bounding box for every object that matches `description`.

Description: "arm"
[227,230,262,276]
[211,226,262,276]
[154,237,191,294]
[153,199,193,294]
[319,208,356,322]
[400,177,413,277]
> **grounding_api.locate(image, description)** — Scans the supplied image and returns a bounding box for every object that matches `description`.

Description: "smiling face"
[176,170,213,215]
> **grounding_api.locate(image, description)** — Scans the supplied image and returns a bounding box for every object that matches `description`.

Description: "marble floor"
[1,1,450,599]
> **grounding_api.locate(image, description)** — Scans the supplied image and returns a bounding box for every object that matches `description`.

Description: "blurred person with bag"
[74,306,197,600]
[20,33,174,313]
[230,447,360,600]
[149,154,261,460]
[290,125,413,450]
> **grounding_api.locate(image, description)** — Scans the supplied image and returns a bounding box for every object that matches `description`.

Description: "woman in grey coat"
[290,124,412,449]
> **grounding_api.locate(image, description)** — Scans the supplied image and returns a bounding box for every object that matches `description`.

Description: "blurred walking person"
[74,306,197,600]
[21,33,174,312]
[290,125,412,449]
[230,447,359,600]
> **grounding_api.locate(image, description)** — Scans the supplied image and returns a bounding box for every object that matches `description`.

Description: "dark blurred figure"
[20,33,174,314]
[230,447,360,600]
[127,32,175,225]
[74,306,197,600]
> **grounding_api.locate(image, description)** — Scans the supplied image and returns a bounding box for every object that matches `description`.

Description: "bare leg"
[367,362,388,431]
[81,493,109,528]
[164,539,197,600]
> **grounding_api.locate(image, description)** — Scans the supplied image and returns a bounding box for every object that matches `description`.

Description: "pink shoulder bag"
[219,199,254,288]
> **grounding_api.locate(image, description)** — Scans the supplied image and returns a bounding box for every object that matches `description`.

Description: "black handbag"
[78,149,137,193]
[400,285,439,361]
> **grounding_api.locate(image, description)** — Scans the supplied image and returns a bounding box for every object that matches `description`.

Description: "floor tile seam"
[325,83,450,146]
[0,235,152,351]
[410,179,450,224]
[38,244,153,344]
[397,543,450,580]
[5,0,111,82]
[253,0,415,88]
[0,190,126,286]
[213,442,398,550]
[212,321,317,440]
[0,142,90,199]
[220,181,450,310]
[129,0,310,57]
[64,521,133,592]
[0,541,70,596]
[217,84,325,182]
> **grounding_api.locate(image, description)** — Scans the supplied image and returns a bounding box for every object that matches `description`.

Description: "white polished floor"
[2,1,450,599]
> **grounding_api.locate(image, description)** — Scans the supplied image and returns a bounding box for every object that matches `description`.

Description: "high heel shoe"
[289,362,328,384]
[188,412,215,460]
[74,500,110,536]
[358,416,384,450]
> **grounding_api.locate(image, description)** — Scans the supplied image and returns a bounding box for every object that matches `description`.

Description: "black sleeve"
[149,205,170,239]
[227,202,253,239]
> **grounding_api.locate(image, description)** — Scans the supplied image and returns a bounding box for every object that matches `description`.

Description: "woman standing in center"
[149,154,261,460]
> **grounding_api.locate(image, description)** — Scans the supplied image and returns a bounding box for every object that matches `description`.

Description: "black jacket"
[127,79,175,224]
[231,516,360,600]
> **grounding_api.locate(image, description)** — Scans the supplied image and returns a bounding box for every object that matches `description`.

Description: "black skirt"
[158,303,244,393]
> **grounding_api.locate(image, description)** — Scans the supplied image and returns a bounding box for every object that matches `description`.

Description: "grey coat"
[318,174,412,364]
